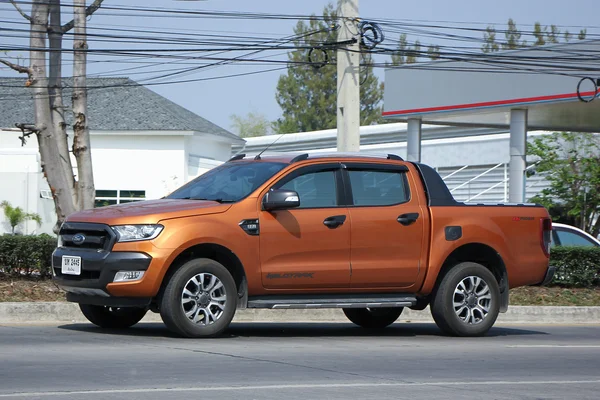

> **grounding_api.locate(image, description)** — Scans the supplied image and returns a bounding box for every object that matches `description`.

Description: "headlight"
[112,224,163,242]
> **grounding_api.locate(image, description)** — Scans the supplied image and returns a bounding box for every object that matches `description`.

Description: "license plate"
[61,256,82,275]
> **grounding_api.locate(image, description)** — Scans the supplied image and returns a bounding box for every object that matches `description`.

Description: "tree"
[533,23,546,46]
[389,36,439,65]
[230,112,271,138]
[482,26,500,53]
[484,19,588,51]
[273,2,383,134]
[406,41,421,64]
[528,132,600,237]
[502,18,526,50]
[1,201,42,234]
[0,0,102,232]
[72,0,95,210]
[390,34,421,65]
[390,34,409,65]
[427,44,441,61]
[546,25,560,44]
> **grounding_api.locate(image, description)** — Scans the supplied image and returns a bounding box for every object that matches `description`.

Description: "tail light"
[540,217,552,257]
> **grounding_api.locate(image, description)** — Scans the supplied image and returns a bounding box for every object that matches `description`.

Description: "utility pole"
[336,0,360,152]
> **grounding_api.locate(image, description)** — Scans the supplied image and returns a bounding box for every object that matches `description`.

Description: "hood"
[65,199,232,225]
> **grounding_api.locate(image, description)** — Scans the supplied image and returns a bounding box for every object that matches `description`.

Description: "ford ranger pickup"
[52,153,554,337]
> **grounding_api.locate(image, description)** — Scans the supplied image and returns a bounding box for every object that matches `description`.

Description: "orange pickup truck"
[52,153,553,338]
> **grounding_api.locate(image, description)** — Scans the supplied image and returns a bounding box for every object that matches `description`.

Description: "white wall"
[1,130,189,233]
[90,134,186,200]
[0,129,236,234]
[0,147,55,235]
[345,131,549,168]
[185,134,229,181]
[186,134,230,158]
[240,129,550,169]
[187,156,223,181]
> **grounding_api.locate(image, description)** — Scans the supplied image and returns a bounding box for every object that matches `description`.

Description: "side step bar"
[247,294,417,309]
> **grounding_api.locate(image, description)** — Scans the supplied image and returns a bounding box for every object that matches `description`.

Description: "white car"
[551,223,600,247]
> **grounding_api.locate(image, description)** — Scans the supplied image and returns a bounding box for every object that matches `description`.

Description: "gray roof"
[0,77,242,142]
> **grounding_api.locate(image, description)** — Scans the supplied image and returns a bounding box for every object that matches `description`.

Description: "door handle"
[397,213,419,226]
[323,215,347,229]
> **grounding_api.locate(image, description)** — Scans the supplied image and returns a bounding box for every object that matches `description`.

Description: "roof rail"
[290,153,309,163]
[386,154,404,161]
[227,153,245,162]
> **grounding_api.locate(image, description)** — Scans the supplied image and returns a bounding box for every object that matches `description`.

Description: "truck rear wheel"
[343,307,403,329]
[431,262,500,337]
[160,258,237,338]
[79,304,147,329]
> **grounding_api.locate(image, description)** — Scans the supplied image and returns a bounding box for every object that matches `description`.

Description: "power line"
[1,2,599,96]
[0,66,288,102]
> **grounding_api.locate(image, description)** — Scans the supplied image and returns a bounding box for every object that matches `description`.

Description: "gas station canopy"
[383,40,600,132]
[382,40,600,203]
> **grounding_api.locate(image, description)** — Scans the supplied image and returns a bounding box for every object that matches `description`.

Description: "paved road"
[1,321,599,399]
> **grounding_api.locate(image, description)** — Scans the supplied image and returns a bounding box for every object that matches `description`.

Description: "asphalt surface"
[1,321,600,399]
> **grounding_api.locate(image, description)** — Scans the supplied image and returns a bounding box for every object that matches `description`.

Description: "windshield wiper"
[177,197,235,203]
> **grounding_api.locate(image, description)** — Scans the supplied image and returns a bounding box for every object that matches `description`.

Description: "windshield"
[166,161,286,202]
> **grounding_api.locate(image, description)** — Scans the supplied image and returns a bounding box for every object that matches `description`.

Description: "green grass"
[510,286,600,306]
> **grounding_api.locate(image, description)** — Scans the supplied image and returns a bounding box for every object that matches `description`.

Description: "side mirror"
[262,189,300,211]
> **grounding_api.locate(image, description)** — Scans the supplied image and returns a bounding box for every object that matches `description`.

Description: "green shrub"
[549,247,600,288]
[0,234,57,278]
[2,234,599,287]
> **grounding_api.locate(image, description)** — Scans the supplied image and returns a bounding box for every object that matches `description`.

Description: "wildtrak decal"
[512,216,535,221]
[266,273,314,279]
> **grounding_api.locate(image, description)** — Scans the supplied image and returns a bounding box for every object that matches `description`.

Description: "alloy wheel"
[181,273,227,326]
[453,275,492,325]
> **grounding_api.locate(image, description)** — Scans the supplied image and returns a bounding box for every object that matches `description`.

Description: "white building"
[233,123,552,204]
[0,77,244,235]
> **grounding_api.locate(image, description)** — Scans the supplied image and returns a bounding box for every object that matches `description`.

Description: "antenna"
[254,134,285,160]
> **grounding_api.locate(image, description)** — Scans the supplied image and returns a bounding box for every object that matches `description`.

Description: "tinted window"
[348,170,409,206]
[555,229,598,247]
[167,162,286,202]
[279,170,338,208]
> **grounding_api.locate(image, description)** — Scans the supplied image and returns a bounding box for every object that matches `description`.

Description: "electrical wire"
[1,1,599,96]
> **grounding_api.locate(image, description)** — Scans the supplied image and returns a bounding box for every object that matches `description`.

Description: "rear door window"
[347,169,409,206]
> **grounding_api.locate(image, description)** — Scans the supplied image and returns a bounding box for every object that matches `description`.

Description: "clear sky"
[1,0,598,133]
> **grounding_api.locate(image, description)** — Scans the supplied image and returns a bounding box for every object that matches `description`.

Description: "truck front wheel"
[160,258,237,338]
[79,304,147,329]
[431,262,500,337]
[343,307,403,329]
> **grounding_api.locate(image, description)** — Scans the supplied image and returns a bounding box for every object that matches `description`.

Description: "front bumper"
[535,265,556,286]
[52,247,152,301]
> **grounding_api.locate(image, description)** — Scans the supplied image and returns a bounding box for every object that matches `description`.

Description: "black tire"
[160,258,237,338]
[79,304,147,329]
[342,307,403,329]
[431,262,500,337]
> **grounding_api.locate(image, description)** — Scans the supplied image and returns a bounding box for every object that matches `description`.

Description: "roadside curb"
[1,302,600,324]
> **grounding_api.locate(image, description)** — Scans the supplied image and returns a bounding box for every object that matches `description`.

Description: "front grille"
[59,222,116,251]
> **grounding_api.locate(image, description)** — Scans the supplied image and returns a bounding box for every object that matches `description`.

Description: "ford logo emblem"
[72,233,86,245]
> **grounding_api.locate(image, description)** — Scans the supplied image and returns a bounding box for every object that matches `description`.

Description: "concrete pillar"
[336,0,360,152]
[509,109,527,203]
[406,118,422,162]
